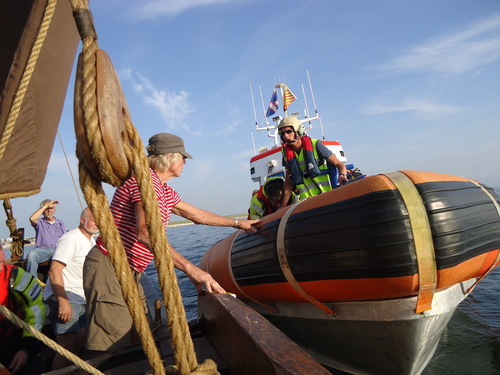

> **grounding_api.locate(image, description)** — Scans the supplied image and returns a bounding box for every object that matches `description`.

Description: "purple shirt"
[34,217,66,249]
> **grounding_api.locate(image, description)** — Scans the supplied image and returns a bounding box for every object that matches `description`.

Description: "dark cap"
[146,133,193,159]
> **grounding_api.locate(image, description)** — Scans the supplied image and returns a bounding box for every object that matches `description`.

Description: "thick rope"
[70,0,122,187]
[0,305,104,375]
[70,1,218,373]
[0,0,57,162]
[0,190,41,201]
[77,159,165,375]
[123,121,218,374]
[70,1,165,374]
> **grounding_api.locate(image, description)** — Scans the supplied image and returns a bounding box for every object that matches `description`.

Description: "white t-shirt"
[43,228,95,304]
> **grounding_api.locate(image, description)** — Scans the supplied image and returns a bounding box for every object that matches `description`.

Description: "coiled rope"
[2,199,24,259]
[71,0,218,374]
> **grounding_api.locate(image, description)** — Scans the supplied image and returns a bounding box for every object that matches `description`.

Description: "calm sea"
[155,224,500,375]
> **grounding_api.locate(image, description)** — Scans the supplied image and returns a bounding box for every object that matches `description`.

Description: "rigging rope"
[70,1,165,373]
[70,0,218,373]
[57,130,84,210]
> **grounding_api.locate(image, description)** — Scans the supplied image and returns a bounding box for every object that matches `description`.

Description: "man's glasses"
[280,129,294,135]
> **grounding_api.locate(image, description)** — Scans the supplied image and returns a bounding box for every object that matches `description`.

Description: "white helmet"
[278,116,305,137]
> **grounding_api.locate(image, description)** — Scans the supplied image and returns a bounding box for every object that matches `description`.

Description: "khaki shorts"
[83,247,147,352]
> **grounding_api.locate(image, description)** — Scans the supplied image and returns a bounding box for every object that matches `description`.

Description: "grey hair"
[39,199,52,208]
[80,207,91,219]
[148,152,183,172]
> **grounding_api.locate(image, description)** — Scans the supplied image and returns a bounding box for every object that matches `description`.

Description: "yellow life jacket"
[283,138,331,200]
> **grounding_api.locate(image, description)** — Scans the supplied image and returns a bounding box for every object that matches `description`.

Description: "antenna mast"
[306,69,325,140]
[249,81,259,131]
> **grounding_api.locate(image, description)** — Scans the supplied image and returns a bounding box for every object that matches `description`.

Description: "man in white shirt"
[43,207,99,370]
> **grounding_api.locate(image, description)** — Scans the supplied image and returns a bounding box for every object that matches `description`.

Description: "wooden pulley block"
[74,49,133,182]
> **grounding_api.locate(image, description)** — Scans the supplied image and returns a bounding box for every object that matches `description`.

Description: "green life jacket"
[248,176,283,219]
[248,176,298,219]
[0,265,45,340]
[283,138,331,200]
[248,186,270,219]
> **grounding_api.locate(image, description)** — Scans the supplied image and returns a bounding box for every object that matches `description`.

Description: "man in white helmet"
[278,116,348,206]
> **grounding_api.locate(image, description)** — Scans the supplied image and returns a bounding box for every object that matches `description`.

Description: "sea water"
[158,224,500,375]
[7,189,500,374]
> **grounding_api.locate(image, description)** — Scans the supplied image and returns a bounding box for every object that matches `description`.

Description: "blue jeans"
[25,247,54,276]
[45,298,87,335]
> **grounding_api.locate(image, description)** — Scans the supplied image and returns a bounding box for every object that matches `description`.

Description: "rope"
[0,0,57,162]
[70,1,165,373]
[2,199,24,258]
[0,305,104,375]
[70,1,217,373]
[78,160,165,375]
[123,120,217,374]
[57,131,84,210]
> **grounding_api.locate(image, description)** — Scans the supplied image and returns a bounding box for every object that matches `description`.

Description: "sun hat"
[146,133,193,159]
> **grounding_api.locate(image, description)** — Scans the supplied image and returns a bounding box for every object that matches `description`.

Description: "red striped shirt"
[96,169,181,272]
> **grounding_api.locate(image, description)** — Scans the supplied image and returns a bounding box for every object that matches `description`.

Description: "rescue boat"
[201,170,500,375]
[200,77,500,375]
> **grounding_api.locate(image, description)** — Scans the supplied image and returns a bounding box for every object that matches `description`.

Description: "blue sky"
[2,0,500,239]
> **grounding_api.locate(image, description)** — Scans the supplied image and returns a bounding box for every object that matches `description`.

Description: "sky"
[2,0,500,239]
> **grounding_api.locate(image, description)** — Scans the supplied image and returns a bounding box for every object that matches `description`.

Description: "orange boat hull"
[201,170,500,307]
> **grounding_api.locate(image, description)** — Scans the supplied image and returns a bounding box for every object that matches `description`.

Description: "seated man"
[0,245,45,374]
[26,199,66,277]
[43,208,99,370]
[248,177,297,219]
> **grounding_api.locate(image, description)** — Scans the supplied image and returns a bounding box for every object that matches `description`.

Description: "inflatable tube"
[201,171,500,306]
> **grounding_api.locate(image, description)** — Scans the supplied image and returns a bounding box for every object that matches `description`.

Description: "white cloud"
[379,14,500,75]
[121,70,193,130]
[363,98,465,117]
[124,0,246,19]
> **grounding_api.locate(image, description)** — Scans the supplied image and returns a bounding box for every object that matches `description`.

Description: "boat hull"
[247,279,474,375]
[200,170,500,374]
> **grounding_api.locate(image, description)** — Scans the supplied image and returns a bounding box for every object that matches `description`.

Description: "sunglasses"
[280,129,295,135]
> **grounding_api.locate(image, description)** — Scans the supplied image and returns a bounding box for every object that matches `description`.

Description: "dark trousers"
[0,329,44,374]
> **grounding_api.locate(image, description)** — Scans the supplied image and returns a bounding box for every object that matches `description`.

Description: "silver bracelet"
[233,219,239,228]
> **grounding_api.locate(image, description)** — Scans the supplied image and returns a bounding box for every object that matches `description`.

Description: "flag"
[283,85,297,110]
[265,90,279,117]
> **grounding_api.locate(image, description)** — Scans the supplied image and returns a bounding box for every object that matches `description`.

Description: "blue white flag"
[265,90,279,117]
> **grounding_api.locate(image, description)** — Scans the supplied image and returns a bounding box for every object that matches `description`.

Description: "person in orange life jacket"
[248,177,297,219]
[0,246,45,375]
[278,116,348,207]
